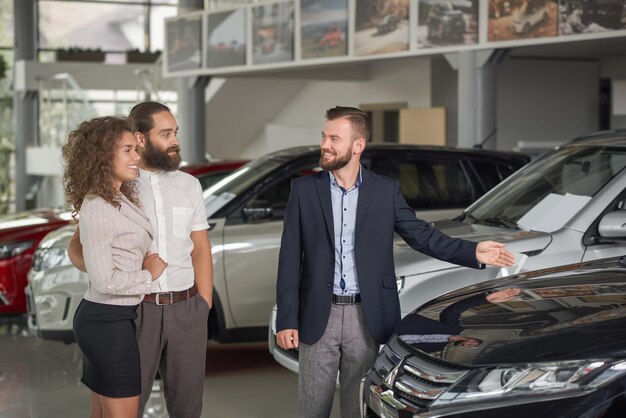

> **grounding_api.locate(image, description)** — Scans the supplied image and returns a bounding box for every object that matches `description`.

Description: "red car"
[0,160,247,314]
[317,26,342,50]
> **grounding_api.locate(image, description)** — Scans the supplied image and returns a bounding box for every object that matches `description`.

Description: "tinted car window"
[242,165,321,222]
[196,171,234,191]
[470,159,522,192]
[471,160,500,191]
[467,146,626,224]
[366,155,472,209]
[217,148,525,223]
[250,172,309,216]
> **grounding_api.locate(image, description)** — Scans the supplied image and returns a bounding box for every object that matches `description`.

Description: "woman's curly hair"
[62,116,139,220]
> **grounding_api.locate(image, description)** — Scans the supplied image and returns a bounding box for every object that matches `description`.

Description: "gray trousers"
[135,293,210,418]
[298,303,379,418]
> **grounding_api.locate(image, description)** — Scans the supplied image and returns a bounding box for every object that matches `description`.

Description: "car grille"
[385,337,470,411]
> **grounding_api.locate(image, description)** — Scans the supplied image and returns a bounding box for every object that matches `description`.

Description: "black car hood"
[395,256,626,367]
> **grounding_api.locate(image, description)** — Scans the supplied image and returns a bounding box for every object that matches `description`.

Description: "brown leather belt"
[143,285,197,305]
[332,293,361,305]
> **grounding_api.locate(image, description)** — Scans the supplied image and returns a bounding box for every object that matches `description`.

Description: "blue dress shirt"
[329,168,363,295]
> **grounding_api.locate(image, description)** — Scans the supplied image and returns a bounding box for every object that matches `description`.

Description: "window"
[0,0,13,48]
[471,160,500,191]
[467,147,626,224]
[244,166,320,222]
[197,171,238,192]
[366,155,472,210]
[38,0,177,54]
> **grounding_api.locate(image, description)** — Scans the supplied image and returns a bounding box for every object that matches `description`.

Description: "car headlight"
[0,241,34,260]
[434,360,626,406]
[31,246,71,272]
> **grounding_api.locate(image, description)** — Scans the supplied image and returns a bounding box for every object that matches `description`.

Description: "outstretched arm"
[475,241,515,267]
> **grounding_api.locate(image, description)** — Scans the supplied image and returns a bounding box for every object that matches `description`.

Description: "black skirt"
[73,299,141,398]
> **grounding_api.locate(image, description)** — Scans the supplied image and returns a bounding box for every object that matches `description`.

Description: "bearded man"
[69,102,212,418]
[275,106,514,418]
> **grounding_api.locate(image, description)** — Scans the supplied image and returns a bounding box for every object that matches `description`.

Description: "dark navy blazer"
[276,168,481,345]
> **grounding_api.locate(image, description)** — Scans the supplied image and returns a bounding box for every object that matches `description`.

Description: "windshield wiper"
[462,213,477,223]
[479,216,518,230]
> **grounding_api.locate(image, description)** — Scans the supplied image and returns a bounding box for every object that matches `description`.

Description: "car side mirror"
[598,210,626,241]
[242,200,272,223]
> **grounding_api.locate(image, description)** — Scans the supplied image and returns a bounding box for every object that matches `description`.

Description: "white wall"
[610,79,626,129]
[601,59,626,129]
[431,56,458,147]
[244,56,432,155]
[207,55,607,159]
[497,58,600,152]
[241,124,320,159]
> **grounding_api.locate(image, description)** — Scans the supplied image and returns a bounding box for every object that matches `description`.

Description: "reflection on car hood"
[393,220,552,277]
[37,224,76,249]
[0,208,72,242]
[395,256,626,367]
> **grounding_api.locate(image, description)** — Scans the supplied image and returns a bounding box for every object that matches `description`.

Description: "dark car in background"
[427,2,466,41]
[363,255,626,418]
[377,14,399,34]
[0,161,245,316]
[29,145,528,344]
[582,0,625,30]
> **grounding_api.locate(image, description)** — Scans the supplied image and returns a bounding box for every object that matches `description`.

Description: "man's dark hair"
[128,101,171,136]
[325,106,371,142]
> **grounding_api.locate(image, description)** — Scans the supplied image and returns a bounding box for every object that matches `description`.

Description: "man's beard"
[142,139,181,171]
[319,148,351,171]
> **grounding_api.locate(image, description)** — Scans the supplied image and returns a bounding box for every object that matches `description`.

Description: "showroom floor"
[0,316,341,418]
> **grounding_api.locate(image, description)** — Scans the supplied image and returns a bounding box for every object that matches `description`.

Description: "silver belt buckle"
[155,292,172,305]
[333,294,350,305]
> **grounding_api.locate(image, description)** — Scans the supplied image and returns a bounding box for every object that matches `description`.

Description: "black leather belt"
[332,293,361,305]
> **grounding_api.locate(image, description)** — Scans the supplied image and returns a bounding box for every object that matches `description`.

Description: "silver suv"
[26,145,528,343]
[270,131,626,373]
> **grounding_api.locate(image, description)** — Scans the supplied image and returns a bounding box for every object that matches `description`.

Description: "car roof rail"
[568,129,626,143]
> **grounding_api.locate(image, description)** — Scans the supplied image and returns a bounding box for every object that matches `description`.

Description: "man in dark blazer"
[275,106,514,418]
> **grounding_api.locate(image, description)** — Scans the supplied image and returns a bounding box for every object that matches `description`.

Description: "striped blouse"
[79,193,154,305]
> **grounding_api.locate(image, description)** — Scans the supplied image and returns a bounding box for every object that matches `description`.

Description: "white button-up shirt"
[138,168,209,292]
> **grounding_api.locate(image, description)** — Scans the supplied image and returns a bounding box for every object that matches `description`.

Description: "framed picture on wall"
[354,0,410,56]
[301,0,348,59]
[206,9,246,68]
[488,0,558,42]
[559,0,626,35]
[166,13,203,72]
[417,0,478,48]
[251,0,295,65]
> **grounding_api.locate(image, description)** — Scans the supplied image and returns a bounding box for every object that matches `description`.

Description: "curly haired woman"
[63,116,167,418]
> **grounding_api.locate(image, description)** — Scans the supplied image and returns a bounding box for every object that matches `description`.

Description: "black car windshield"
[465,146,626,227]
[203,155,288,217]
